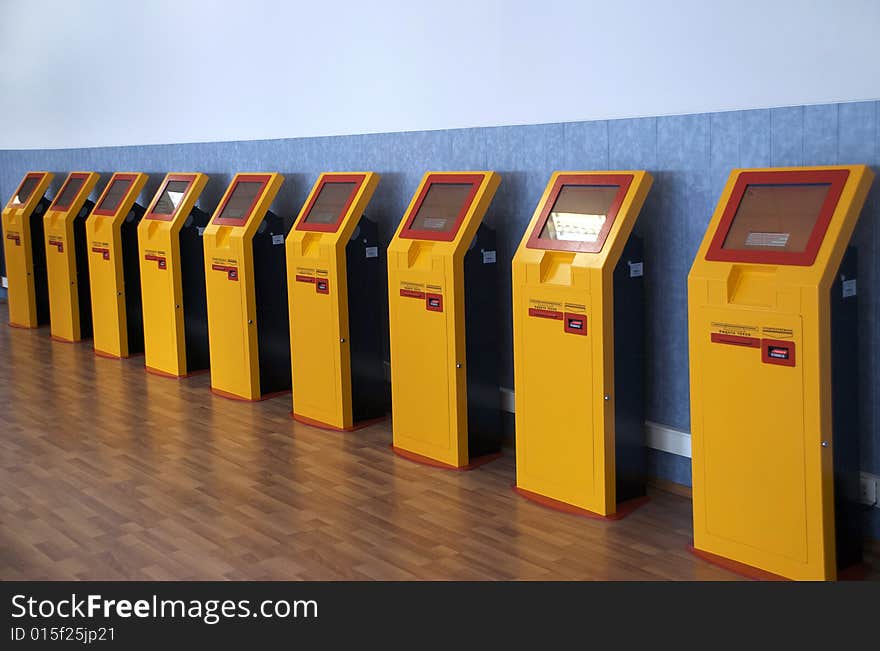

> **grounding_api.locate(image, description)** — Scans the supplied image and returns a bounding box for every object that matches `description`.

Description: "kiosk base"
[210,387,290,402]
[391,445,501,471]
[146,366,209,380]
[687,545,788,581]
[513,485,649,521]
[292,412,386,433]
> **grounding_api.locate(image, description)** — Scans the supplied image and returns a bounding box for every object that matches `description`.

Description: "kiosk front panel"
[204,173,290,401]
[688,165,874,580]
[44,172,100,342]
[85,172,149,358]
[388,171,501,469]
[2,172,54,328]
[287,172,385,430]
[513,171,653,518]
[139,173,210,378]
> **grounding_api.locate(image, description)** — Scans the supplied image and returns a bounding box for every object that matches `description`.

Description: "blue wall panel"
[1,101,878,484]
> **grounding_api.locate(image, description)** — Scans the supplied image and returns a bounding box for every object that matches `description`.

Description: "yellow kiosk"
[2,171,54,328]
[85,172,148,358]
[287,172,387,430]
[138,173,211,378]
[204,173,290,401]
[44,172,100,342]
[688,165,874,581]
[388,171,501,469]
[512,171,653,519]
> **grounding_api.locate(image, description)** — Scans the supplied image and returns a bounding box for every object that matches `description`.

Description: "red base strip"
[50,334,85,344]
[211,387,291,402]
[687,545,789,581]
[8,322,39,329]
[146,366,188,379]
[93,349,123,360]
[390,445,501,471]
[512,485,650,521]
[292,412,387,432]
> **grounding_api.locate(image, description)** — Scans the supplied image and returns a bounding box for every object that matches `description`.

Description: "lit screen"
[12,176,40,205]
[152,180,191,215]
[97,178,133,213]
[721,184,830,253]
[409,183,473,233]
[303,182,357,225]
[218,181,263,222]
[51,177,85,210]
[539,185,619,242]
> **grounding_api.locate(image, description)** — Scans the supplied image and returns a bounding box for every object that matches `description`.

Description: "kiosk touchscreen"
[138,173,211,378]
[688,165,874,581]
[44,172,100,342]
[513,171,653,518]
[2,171,54,328]
[388,171,501,469]
[287,172,386,430]
[204,173,290,401]
[85,172,149,358]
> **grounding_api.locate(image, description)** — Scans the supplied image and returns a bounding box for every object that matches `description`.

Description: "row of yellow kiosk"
[2,165,874,581]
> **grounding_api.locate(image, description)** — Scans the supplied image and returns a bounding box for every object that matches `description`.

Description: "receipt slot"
[44,172,100,342]
[388,171,502,469]
[138,173,211,378]
[512,172,653,518]
[2,171,54,328]
[287,172,386,430]
[85,173,149,358]
[204,173,291,401]
[688,165,874,580]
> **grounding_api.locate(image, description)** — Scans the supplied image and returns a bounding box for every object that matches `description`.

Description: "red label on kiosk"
[762,339,796,367]
[144,254,167,269]
[400,289,426,299]
[7,232,21,246]
[426,293,443,312]
[528,307,563,320]
[564,313,587,335]
[49,238,64,253]
[92,246,110,260]
[212,264,238,281]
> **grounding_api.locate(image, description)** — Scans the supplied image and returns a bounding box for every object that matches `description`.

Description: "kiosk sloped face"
[138,173,210,377]
[287,173,382,430]
[85,172,149,358]
[388,171,501,469]
[513,171,653,517]
[44,172,100,342]
[203,173,286,401]
[688,165,874,580]
[2,171,54,328]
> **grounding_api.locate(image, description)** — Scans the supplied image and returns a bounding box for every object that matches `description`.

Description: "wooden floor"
[0,304,874,581]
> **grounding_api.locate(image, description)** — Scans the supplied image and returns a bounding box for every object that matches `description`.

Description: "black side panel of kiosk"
[346,216,388,422]
[831,246,861,571]
[180,207,210,372]
[30,197,51,325]
[613,234,647,503]
[463,223,502,459]
[73,200,95,339]
[121,204,145,354]
[252,210,291,396]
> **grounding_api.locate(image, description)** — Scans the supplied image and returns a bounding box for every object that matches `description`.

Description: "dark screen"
[304,182,357,226]
[409,183,474,233]
[218,181,263,222]
[97,178,134,213]
[13,176,40,205]
[152,180,191,216]
[51,177,85,210]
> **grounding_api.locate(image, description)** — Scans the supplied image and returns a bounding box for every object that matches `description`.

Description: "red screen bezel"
[49,172,90,211]
[145,173,198,222]
[211,174,272,227]
[295,174,366,233]
[92,173,140,216]
[9,172,46,207]
[705,169,850,266]
[398,173,485,242]
[526,174,633,253]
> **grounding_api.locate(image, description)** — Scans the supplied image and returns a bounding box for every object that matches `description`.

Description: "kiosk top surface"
[145,173,200,222]
[705,168,850,266]
[49,172,91,211]
[526,173,635,253]
[296,174,366,233]
[399,173,487,241]
[8,172,46,207]
[92,173,141,216]
[212,174,272,227]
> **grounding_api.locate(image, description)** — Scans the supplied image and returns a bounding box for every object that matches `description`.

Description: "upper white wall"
[1,0,878,150]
